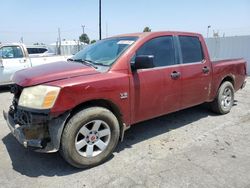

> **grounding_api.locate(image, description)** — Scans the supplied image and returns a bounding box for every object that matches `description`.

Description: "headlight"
[18,85,61,110]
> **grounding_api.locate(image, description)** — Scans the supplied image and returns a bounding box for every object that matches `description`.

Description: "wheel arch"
[65,99,125,139]
[71,99,122,120]
[210,75,235,102]
[220,75,235,88]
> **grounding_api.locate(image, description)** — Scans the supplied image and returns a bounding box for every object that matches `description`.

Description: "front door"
[130,36,182,123]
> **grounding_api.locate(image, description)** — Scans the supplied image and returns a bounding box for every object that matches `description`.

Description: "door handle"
[19,59,27,63]
[202,66,210,73]
[171,71,181,80]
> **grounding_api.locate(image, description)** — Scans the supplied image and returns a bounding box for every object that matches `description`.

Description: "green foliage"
[79,33,90,44]
[33,42,45,45]
[91,40,97,44]
[143,27,152,32]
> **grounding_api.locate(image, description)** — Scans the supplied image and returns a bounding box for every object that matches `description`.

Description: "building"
[50,40,87,56]
[205,36,250,75]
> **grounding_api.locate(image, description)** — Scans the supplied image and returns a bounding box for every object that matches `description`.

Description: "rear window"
[179,36,203,64]
[27,48,48,54]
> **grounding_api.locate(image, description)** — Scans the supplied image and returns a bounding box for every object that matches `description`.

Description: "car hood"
[13,61,99,87]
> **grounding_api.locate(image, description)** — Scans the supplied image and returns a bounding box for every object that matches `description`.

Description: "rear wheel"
[60,107,120,168]
[210,81,234,114]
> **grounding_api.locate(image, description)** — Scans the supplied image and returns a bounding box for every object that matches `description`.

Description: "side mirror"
[132,55,155,70]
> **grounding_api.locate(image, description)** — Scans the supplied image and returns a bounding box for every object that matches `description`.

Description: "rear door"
[130,36,182,123]
[177,35,212,109]
[0,45,30,85]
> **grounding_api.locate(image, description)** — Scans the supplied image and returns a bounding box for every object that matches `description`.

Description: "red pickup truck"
[3,31,247,168]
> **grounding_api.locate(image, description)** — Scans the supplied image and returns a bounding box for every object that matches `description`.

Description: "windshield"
[71,36,138,66]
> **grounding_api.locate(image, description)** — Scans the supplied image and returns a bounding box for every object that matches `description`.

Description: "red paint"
[13,61,98,86]
[90,136,96,141]
[13,31,247,127]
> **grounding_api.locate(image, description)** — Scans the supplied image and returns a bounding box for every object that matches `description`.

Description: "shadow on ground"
[116,104,217,152]
[2,134,82,177]
[2,103,219,177]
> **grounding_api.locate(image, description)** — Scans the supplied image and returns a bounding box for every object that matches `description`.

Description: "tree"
[33,42,45,45]
[91,40,97,44]
[143,27,151,32]
[79,33,90,44]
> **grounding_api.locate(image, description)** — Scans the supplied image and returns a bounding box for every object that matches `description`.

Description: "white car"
[0,43,69,86]
[26,45,56,57]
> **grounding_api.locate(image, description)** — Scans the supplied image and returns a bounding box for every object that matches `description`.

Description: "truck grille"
[10,84,23,98]
[10,84,22,107]
[9,84,23,123]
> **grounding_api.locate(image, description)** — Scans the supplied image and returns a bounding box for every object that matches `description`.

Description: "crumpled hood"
[13,61,99,86]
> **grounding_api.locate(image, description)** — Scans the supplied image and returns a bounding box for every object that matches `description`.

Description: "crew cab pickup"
[3,31,247,168]
[0,43,68,86]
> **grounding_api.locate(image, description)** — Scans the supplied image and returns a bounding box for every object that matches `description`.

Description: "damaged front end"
[3,84,69,152]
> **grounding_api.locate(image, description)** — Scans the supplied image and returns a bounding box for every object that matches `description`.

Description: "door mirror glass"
[132,55,155,70]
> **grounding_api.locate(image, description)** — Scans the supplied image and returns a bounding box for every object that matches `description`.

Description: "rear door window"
[179,36,203,64]
[38,48,48,53]
[27,48,48,54]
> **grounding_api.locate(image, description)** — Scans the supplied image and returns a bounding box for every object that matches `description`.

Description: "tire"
[60,107,120,168]
[210,81,235,114]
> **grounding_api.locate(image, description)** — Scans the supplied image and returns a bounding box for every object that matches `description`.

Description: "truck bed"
[210,58,247,99]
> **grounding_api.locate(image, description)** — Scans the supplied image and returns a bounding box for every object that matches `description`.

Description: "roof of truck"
[113,31,202,38]
[0,43,26,47]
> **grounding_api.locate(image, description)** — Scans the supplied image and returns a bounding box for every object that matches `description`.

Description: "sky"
[0,0,250,44]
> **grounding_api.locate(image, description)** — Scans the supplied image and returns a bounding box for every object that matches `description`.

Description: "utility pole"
[207,25,211,38]
[81,25,85,34]
[99,0,102,40]
[20,37,24,43]
[58,28,61,55]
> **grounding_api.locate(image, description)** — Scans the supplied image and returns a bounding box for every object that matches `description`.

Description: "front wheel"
[210,81,235,114]
[60,107,120,168]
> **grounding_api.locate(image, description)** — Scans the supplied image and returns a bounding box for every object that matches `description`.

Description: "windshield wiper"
[92,62,109,66]
[82,59,96,64]
[82,59,109,67]
[83,59,108,66]
[68,58,109,67]
[67,58,97,69]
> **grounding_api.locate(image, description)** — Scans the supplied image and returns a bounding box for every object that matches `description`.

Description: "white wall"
[205,36,250,75]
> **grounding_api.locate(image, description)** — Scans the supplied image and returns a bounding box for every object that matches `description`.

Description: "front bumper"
[3,110,45,148]
[3,109,69,153]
